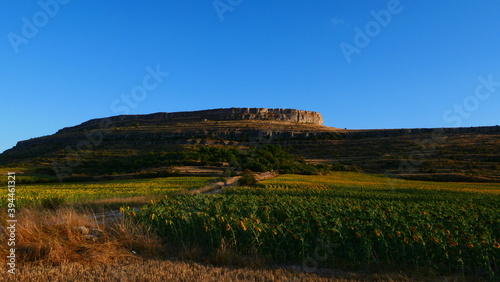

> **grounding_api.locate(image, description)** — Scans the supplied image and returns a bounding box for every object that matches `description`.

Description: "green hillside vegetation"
[1,116,499,183]
[65,145,332,176]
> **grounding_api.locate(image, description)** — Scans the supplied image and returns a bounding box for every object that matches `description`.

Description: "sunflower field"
[6,177,210,208]
[131,172,500,278]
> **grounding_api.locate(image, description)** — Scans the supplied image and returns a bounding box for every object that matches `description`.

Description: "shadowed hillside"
[1,108,499,183]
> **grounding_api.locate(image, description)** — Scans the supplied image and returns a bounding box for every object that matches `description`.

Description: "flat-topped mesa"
[135,108,323,124]
[173,108,324,125]
[58,108,324,133]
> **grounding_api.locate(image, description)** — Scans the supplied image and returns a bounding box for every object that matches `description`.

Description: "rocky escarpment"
[3,106,499,160]
[2,107,499,183]
[1,108,327,156]
[7,103,500,154]
[57,108,324,133]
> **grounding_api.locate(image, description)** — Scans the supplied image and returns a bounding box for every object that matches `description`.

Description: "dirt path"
[254,171,279,182]
[180,171,279,195]
[93,172,278,223]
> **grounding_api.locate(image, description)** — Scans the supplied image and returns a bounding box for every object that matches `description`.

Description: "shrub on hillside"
[238,169,257,186]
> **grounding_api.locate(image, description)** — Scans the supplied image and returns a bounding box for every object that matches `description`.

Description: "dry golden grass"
[0,207,164,266]
[5,260,479,282]
[7,260,352,282]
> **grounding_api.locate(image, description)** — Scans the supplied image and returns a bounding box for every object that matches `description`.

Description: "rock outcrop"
[57,108,323,133]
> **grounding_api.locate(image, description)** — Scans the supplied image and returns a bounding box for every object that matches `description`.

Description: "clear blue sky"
[1,1,499,153]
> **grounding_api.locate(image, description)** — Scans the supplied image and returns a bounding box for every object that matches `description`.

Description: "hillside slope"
[1,108,499,182]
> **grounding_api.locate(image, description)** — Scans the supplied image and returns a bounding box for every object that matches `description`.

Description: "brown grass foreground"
[0,207,160,264]
[5,260,418,282]
[0,207,480,281]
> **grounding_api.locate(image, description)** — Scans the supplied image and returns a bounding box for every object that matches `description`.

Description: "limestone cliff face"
[57,108,324,133]
[140,108,323,124]
[184,108,325,125]
[4,108,325,153]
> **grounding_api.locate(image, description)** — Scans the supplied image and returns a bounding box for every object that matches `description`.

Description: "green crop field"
[6,177,211,208]
[130,172,500,278]
[7,172,499,277]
